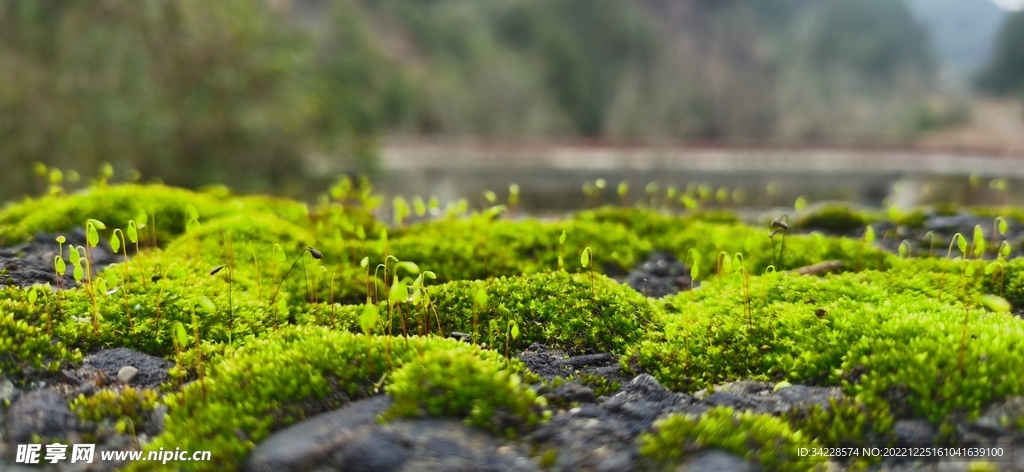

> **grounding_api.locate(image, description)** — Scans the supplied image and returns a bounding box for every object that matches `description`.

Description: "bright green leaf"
[359,303,379,335]
[172,322,189,350]
[473,287,488,308]
[863,226,876,244]
[198,296,216,314]
[985,262,1000,275]
[87,226,99,248]
[979,294,1011,313]
[274,244,286,265]
[110,232,121,253]
[794,195,807,212]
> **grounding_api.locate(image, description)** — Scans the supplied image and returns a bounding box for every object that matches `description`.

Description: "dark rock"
[674,449,757,472]
[0,228,118,289]
[700,391,762,412]
[449,332,472,343]
[248,395,538,472]
[894,419,936,445]
[516,344,624,389]
[322,419,538,472]
[80,348,173,388]
[549,383,597,405]
[526,375,697,471]
[969,396,1024,439]
[4,389,79,443]
[246,396,391,472]
[327,427,410,472]
[623,251,694,299]
[604,375,696,429]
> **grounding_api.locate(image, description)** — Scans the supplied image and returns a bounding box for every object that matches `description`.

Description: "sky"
[991,0,1024,10]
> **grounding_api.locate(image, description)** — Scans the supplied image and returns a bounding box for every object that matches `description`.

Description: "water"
[377,142,1024,211]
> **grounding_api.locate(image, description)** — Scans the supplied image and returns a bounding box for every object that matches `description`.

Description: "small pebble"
[118,366,140,384]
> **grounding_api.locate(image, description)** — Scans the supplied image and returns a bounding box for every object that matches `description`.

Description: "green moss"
[0,285,83,376]
[384,348,547,437]
[71,386,159,426]
[0,184,223,245]
[631,261,1024,424]
[577,372,620,397]
[798,205,873,234]
[335,270,659,355]
[785,396,895,468]
[639,406,825,471]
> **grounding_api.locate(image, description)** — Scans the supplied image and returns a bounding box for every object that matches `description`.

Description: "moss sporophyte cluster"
[1,178,1023,471]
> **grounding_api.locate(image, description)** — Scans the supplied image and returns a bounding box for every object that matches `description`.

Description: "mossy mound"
[640,406,826,471]
[797,204,873,234]
[630,259,1024,425]
[332,270,659,355]
[127,327,521,471]
[385,348,547,437]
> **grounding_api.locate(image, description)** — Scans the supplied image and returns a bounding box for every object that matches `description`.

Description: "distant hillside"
[0,0,957,201]
[903,0,1006,77]
[342,0,942,141]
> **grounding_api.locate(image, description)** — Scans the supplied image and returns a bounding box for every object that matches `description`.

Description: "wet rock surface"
[0,228,117,289]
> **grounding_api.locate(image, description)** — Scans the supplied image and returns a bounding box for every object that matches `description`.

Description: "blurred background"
[2,0,1024,209]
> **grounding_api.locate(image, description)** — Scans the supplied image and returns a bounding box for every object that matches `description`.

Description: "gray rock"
[247,395,538,472]
[3,389,79,443]
[81,348,173,388]
[246,396,391,472]
[0,378,15,403]
[322,418,539,472]
[517,344,626,389]
[675,449,757,472]
[689,380,841,417]
[525,375,696,471]
[117,366,139,384]
[894,419,936,445]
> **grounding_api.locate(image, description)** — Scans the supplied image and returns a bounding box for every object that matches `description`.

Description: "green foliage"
[385,348,546,436]
[631,262,1024,424]
[71,387,159,426]
[976,9,1024,96]
[639,406,824,471]
[0,0,393,201]
[420,271,656,355]
[797,205,872,234]
[0,286,83,375]
[785,396,895,467]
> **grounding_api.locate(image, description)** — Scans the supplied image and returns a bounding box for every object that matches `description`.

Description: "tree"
[976,10,1024,96]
